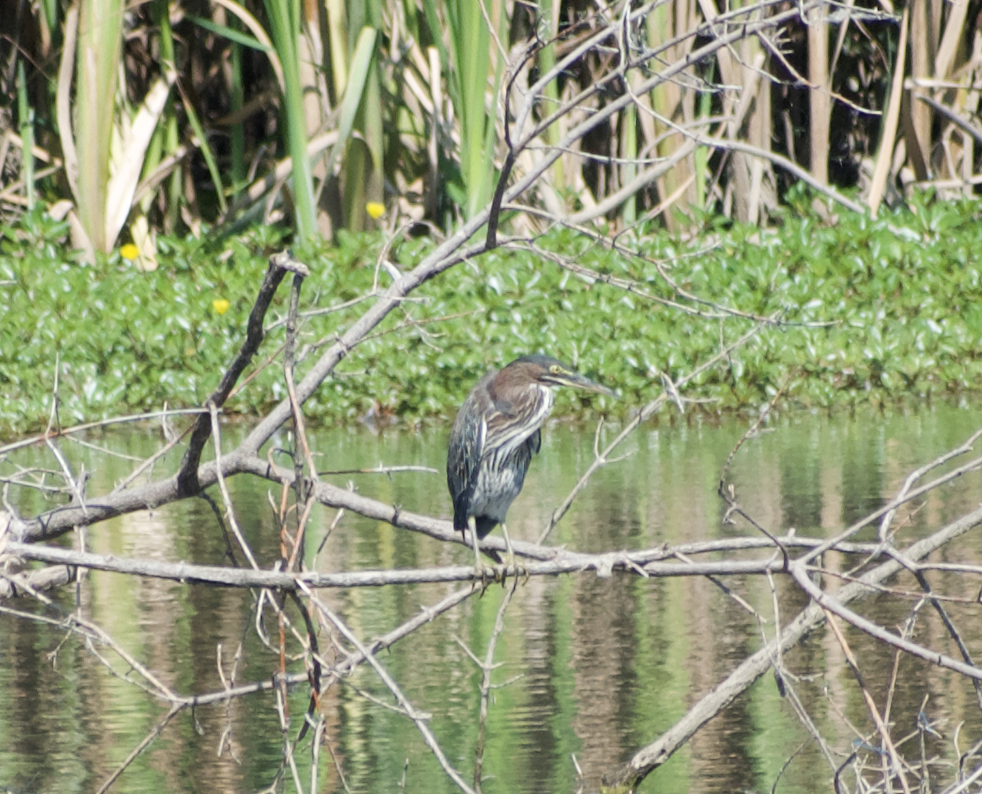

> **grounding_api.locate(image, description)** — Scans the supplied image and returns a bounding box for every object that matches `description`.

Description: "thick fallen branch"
[4,530,898,592]
[4,539,789,588]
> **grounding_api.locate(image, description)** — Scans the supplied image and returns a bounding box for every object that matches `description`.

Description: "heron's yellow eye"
[550,365,563,374]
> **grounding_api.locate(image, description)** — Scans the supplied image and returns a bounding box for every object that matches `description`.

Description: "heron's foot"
[502,550,529,587]
[473,562,497,591]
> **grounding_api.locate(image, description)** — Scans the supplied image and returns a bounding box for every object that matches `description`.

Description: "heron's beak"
[557,372,616,397]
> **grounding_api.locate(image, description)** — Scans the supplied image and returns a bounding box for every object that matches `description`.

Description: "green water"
[3,404,982,793]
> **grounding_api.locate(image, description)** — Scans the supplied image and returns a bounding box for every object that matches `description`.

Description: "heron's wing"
[447,399,486,530]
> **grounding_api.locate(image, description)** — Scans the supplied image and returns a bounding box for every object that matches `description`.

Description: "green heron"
[447,354,614,572]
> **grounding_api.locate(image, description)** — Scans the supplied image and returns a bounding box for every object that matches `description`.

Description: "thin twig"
[538,320,770,544]
[789,561,982,682]
[823,609,913,794]
[95,705,182,794]
[298,582,477,794]
[472,579,517,791]
[208,404,259,570]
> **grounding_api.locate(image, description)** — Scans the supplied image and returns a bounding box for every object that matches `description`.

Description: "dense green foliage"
[2,192,981,436]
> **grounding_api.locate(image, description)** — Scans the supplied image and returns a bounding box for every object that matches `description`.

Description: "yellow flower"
[120,243,139,261]
[212,299,230,315]
[366,201,385,220]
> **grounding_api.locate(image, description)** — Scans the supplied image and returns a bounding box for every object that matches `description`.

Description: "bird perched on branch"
[447,354,614,573]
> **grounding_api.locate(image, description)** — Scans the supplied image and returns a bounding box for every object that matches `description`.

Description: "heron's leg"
[500,522,515,570]
[499,523,528,584]
[468,516,485,577]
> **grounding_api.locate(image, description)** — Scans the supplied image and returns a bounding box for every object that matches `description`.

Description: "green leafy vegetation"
[2,192,981,436]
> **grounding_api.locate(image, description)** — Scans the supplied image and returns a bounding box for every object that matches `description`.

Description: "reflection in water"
[3,404,982,792]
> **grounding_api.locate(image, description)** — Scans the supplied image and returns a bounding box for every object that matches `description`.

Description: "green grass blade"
[539,0,563,194]
[16,62,35,210]
[421,0,448,85]
[443,0,502,219]
[325,0,348,99]
[179,90,227,215]
[622,104,637,225]
[401,0,418,42]
[229,35,245,193]
[264,0,316,240]
[695,87,711,209]
[75,0,125,251]
[323,26,377,181]
[212,0,285,93]
[152,0,182,231]
[186,15,272,52]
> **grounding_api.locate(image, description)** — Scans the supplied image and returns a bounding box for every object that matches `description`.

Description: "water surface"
[3,403,982,793]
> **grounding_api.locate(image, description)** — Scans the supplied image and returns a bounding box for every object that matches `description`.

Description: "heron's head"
[505,355,615,396]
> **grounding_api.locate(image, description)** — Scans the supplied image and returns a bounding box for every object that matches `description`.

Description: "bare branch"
[176,251,302,496]
[299,582,478,794]
[600,503,982,791]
